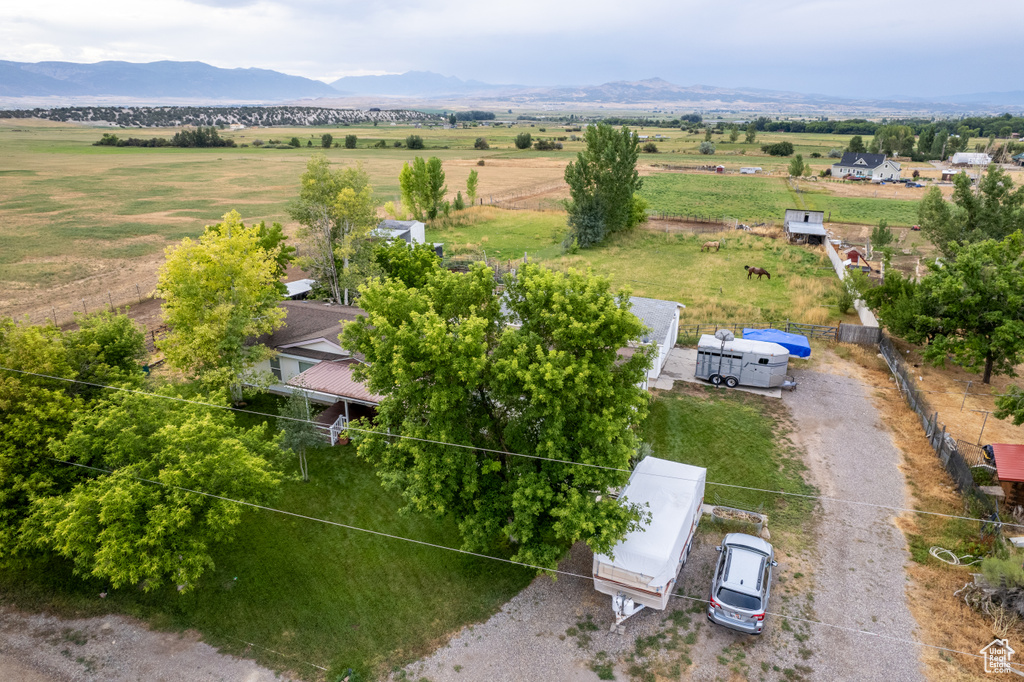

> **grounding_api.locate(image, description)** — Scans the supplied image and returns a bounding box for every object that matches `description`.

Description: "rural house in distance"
[831,152,901,181]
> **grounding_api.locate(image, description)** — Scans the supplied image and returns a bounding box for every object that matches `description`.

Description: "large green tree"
[341,262,654,568]
[884,231,1024,384]
[399,156,448,221]
[919,166,1024,257]
[564,123,643,248]
[373,240,441,289]
[0,314,146,558]
[157,210,286,398]
[25,390,282,592]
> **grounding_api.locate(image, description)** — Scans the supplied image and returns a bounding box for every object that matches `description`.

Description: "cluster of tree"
[94,127,236,148]
[341,259,654,568]
[169,126,236,148]
[917,166,1024,257]
[761,141,794,156]
[533,139,563,151]
[599,114,700,128]
[0,106,438,127]
[0,313,284,593]
[454,111,496,121]
[94,133,171,147]
[564,123,645,248]
[858,231,1024,386]
[514,132,532,149]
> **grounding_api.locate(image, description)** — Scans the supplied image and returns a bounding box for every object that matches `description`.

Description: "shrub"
[982,557,1024,589]
[533,139,562,151]
[321,133,333,148]
[453,191,465,211]
[698,141,715,155]
[289,137,301,148]
[344,134,357,149]
[474,137,489,150]
[405,135,424,150]
[761,141,794,156]
[870,219,895,248]
[393,140,403,148]
[810,151,822,158]
[514,132,532,149]
[252,139,264,147]
[306,140,312,147]
[836,284,854,315]
[539,128,546,132]
[642,142,659,153]
[477,159,485,166]
[828,148,842,158]
[912,169,920,179]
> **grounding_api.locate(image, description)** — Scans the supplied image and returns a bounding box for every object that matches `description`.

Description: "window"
[297,361,317,374]
[758,358,769,365]
[269,357,282,381]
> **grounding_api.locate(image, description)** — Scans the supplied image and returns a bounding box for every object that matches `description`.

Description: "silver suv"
[707,533,777,635]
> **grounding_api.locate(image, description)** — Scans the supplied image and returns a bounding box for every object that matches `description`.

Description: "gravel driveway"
[784,371,925,682]
[0,605,297,682]
[400,369,927,682]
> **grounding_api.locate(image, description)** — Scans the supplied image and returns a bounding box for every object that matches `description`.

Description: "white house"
[831,152,901,181]
[628,296,684,381]
[248,300,380,444]
[375,220,426,245]
[951,152,992,166]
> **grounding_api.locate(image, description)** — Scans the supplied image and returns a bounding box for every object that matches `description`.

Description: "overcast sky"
[2,0,1021,99]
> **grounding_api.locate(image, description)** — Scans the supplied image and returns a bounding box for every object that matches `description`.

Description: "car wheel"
[725,376,738,388]
[709,374,722,386]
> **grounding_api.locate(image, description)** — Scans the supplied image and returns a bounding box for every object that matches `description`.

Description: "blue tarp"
[742,328,812,358]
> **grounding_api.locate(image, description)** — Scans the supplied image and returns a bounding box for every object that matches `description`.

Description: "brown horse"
[745,265,770,280]
[701,241,720,252]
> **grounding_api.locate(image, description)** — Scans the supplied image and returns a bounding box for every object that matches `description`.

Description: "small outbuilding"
[783,209,827,245]
[992,444,1024,507]
[950,152,992,166]
[629,296,684,380]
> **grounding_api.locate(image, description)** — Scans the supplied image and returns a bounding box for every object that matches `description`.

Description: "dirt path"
[785,370,925,681]
[0,605,297,682]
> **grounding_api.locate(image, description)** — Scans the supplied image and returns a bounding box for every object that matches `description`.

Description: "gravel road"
[784,370,925,682]
[0,604,296,682]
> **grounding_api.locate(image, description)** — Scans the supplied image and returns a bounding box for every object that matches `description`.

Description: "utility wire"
[42,456,1001,667]
[3,365,1019,531]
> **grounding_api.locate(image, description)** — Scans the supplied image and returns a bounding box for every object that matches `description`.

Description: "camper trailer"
[694,333,793,389]
[593,457,706,630]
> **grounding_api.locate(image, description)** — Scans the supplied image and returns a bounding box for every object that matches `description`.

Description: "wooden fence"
[837,323,882,345]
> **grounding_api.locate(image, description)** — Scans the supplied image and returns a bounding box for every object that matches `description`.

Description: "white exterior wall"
[647,310,680,380]
[250,354,322,391]
[409,221,426,244]
[832,161,900,181]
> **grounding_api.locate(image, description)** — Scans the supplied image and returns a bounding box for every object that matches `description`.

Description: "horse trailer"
[593,456,706,630]
[695,333,794,389]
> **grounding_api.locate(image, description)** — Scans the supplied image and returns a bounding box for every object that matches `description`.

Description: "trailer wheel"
[725,376,739,388]
[709,374,723,386]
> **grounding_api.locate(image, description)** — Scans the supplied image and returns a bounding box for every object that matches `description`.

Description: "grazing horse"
[701,241,720,252]
[745,265,771,280]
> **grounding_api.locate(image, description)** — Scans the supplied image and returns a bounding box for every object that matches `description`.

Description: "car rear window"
[717,587,761,611]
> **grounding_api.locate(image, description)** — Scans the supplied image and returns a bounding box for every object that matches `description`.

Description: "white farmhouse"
[831,152,901,181]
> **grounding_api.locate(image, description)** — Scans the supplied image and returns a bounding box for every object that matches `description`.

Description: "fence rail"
[677,320,840,342]
[10,278,158,328]
[878,332,999,520]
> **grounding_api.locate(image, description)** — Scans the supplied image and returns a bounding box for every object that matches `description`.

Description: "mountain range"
[2,60,1023,111]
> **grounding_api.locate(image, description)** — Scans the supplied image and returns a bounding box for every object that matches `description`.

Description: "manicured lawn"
[0,393,533,680]
[642,387,816,531]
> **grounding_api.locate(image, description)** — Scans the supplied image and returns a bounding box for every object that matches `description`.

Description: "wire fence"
[11,278,159,328]
[878,332,1000,522]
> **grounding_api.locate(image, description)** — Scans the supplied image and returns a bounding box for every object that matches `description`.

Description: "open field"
[640,172,922,225]
[0,392,533,680]
[429,209,858,325]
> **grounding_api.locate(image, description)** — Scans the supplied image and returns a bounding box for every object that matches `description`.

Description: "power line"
[42,456,999,667]
[3,364,1019,531]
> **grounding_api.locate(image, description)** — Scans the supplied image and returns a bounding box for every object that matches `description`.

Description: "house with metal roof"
[831,152,901,181]
[375,219,426,244]
[782,209,827,245]
[247,300,380,444]
[950,152,992,166]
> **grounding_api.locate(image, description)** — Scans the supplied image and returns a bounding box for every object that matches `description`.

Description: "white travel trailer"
[593,456,706,629]
[694,333,792,389]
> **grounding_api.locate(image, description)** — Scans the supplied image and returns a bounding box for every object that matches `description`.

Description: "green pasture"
[428,210,856,325]
[640,173,921,226]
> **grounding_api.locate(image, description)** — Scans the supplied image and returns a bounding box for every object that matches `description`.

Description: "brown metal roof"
[287,359,382,405]
[994,444,1024,483]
